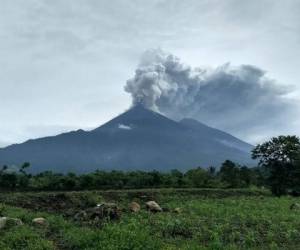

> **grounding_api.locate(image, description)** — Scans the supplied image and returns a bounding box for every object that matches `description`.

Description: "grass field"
[0,188,300,249]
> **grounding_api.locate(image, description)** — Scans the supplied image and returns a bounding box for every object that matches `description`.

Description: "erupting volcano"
[0,104,253,173]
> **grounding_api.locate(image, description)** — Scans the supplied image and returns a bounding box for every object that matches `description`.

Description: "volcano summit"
[0,105,254,173]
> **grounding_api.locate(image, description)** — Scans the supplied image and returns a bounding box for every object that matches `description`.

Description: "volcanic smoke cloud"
[125,49,297,143]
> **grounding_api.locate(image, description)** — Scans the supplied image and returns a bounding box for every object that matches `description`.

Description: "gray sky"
[0,0,300,147]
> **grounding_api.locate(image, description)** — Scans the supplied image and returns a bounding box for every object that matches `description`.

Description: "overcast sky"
[0,0,300,147]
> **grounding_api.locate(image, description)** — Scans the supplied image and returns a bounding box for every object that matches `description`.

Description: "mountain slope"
[0,105,254,173]
[179,118,253,153]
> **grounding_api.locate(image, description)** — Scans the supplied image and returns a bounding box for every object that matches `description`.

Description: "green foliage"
[0,163,262,191]
[218,161,262,188]
[2,190,300,249]
[252,135,300,167]
[0,203,4,216]
[185,167,211,188]
[219,160,241,188]
[0,225,55,250]
[252,135,300,196]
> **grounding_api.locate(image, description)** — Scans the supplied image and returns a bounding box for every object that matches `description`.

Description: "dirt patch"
[0,192,101,216]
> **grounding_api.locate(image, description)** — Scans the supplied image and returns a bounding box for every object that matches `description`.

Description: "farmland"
[1,188,300,249]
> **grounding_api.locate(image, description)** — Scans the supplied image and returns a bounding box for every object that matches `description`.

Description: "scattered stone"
[73,203,122,223]
[129,202,141,213]
[74,211,88,221]
[0,217,7,229]
[174,207,182,213]
[32,217,47,226]
[87,203,121,220]
[0,217,23,229]
[10,218,23,226]
[290,203,300,210]
[146,201,162,212]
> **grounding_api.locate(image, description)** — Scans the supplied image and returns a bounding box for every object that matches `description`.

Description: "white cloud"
[118,124,132,130]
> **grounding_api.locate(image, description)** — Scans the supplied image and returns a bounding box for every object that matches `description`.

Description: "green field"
[0,189,300,250]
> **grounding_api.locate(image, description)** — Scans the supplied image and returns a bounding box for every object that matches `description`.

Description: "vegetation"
[0,161,264,192]
[252,135,300,196]
[1,189,300,250]
[1,135,300,249]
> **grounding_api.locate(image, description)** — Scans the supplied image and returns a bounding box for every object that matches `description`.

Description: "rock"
[145,201,162,212]
[87,203,121,220]
[73,203,122,223]
[0,217,7,229]
[74,211,88,221]
[129,202,141,213]
[10,218,23,226]
[174,207,182,213]
[0,217,23,229]
[32,217,47,226]
[290,203,300,210]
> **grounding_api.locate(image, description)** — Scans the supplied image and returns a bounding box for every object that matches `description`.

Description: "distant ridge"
[0,105,254,173]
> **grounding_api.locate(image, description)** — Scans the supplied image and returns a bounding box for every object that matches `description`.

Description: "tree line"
[0,161,265,191]
[0,135,299,195]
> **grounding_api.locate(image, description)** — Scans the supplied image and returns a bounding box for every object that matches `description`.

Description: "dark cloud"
[125,49,298,143]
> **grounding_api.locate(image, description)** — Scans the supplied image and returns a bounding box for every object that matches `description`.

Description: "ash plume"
[125,49,297,143]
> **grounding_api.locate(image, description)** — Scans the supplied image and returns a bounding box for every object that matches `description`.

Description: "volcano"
[0,105,254,173]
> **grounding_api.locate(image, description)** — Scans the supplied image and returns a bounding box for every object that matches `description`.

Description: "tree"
[0,172,18,189]
[170,169,184,187]
[218,160,241,188]
[289,151,300,193]
[62,172,78,190]
[239,166,252,187]
[0,165,8,175]
[208,166,216,176]
[252,135,300,196]
[149,170,163,187]
[19,162,30,175]
[185,167,210,188]
[252,136,300,166]
[18,162,31,189]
